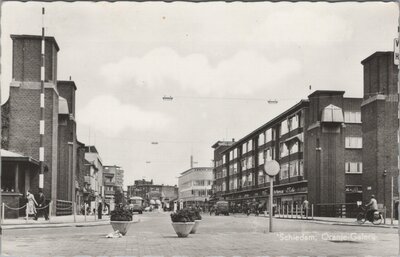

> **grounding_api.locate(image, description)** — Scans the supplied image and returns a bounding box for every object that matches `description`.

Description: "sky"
[1,1,398,189]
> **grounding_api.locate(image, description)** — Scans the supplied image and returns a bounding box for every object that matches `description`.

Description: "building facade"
[178,167,213,208]
[212,52,400,218]
[213,91,364,216]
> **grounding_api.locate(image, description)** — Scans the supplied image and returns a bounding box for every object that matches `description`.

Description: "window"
[222,182,226,191]
[247,156,254,169]
[222,167,227,177]
[258,132,265,146]
[289,160,299,177]
[248,173,254,186]
[266,128,272,142]
[289,115,299,131]
[242,175,247,187]
[345,162,363,174]
[248,140,253,152]
[229,151,233,160]
[290,141,299,154]
[344,111,361,123]
[258,151,265,165]
[258,170,265,184]
[299,160,304,176]
[223,155,226,164]
[280,163,289,180]
[233,148,237,159]
[233,162,238,174]
[280,143,289,158]
[241,159,247,171]
[266,148,273,161]
[345,137,362,149]
[280,120,289,136]
[242,144,247,154]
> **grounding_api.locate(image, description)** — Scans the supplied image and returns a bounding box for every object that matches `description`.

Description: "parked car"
[215,201,229,216]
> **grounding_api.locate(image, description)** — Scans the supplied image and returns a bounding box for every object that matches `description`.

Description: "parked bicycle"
[356,206,383,225]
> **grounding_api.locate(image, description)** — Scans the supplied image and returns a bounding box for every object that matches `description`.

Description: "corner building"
[213,90,364,215]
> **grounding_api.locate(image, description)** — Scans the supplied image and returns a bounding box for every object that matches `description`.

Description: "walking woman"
[26,190,38,220]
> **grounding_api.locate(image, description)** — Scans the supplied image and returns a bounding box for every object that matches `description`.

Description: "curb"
[1,221,111,230]
[274,217,397,229]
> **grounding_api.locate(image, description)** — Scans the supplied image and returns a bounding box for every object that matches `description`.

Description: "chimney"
[232,138,235,142]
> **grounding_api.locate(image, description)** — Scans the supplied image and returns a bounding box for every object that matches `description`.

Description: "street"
[3,212,398,256]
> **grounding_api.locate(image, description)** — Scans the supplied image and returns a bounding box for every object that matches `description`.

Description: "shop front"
[1,149,39,218]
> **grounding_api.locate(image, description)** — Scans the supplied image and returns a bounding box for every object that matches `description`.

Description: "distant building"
[178,167,213,208]
[127,179,178,208]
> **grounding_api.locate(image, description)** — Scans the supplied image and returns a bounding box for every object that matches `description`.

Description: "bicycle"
[356,206,383,225]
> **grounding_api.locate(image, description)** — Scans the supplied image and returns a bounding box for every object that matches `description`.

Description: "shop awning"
[1,149,39,165]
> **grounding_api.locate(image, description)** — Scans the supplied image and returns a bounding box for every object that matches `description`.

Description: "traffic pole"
[397,1,400,254]
[269,177,273,232]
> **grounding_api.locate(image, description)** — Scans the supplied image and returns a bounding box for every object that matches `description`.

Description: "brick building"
[361,52,399,214]
[0,34,88,216]
[212,52,400,218]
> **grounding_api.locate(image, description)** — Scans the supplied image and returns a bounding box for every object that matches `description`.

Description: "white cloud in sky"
[100,48,301,96]
[247,9,353,46]
[77,95,170,136]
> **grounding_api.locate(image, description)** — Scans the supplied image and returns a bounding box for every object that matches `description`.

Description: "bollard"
[25,205,28,223]
[49,201,52,222]
[311,204,314,220]
[0,203,2,222]
[301,206,303,219]
[73,203,76,223]
[291,204,293,219]
[84,203,87,222]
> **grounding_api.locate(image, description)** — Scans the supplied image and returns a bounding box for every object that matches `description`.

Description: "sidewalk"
[275,215,399,228]
[0,214,123,229]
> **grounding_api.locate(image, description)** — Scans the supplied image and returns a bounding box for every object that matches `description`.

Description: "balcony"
[84,176,91,184]
[104,181,115,187]
[104,172,114,178]
[104,190,115,195]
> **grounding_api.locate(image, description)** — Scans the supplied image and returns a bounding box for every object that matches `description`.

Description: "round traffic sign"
[264,160,280,176]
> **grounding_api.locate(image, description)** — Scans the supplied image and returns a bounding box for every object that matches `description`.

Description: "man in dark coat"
[36,190,49,220]
[98,202,102,219]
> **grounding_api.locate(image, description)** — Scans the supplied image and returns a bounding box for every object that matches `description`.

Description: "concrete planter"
[110,221,132,236]
[190,220,201,234]
[171,222,195,237]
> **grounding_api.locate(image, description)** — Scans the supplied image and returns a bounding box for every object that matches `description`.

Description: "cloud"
[247,9,353,46]
[100,48,301,96]
[77,95,170,135]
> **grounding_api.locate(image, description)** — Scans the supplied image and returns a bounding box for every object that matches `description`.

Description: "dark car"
[215,201,229,216]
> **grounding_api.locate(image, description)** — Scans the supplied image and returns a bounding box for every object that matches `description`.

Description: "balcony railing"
[84,176,91,184]
[104,190,115,195]
[104,181,115,187]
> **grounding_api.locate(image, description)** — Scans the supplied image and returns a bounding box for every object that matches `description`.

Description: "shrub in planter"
[170,209,195,237]
[110,206,133,236]
[188,208,202,234]
[110,206,133,221]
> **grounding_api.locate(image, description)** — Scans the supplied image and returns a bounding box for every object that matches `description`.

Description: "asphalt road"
[3,212,398,256]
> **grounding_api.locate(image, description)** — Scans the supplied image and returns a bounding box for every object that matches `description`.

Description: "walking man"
[36,190,49,220]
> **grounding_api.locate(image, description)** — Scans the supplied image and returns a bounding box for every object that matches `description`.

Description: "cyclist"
[365,195,378,222]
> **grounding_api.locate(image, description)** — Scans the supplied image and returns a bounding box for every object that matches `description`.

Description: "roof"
[308,90,345,98]
[57,80,77,91]
[10,34,60,51]
[1,149,39,165]
[180,167,213,176]
[212,141,235,149]
[361,51,393,65]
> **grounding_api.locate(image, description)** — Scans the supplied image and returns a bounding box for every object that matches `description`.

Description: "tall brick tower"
[9,34,59,204]
[361,52,399,217]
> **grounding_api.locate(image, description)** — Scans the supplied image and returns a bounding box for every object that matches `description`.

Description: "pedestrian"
[26,190,38,220]
[303,199,309,217]
[98,202,102,219]
[35,190,49,220]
